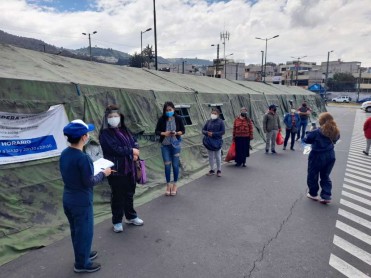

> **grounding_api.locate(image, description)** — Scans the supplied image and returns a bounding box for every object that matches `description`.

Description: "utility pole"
[235,63,238,80]
[261,51,264,82]
[291,55,307,86]
[153,0,158,70]
[40,44,46,52]
[220,31,230,79]
[325,50,334,90]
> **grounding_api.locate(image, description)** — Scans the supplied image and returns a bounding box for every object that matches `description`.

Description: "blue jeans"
[161,144,181,183]
[63,203,94,268]
[297,120,308,140]
[307,151,335,200]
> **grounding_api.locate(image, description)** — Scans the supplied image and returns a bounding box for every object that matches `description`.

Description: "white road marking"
[336,220,371,246]
[329,254,370,278]
[340,199,371,217]
[333,235,371,265]
[338,208,371,230]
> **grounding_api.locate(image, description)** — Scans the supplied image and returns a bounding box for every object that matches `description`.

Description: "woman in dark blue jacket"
[60,120,112,273]
[303,112,340,204]
[155,101,185,196]
[202,108,225,176]
[99,105,143,233]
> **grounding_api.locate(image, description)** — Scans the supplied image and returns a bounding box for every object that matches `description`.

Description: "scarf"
[114,128,136,176]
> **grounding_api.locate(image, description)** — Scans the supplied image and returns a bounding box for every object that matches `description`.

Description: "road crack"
[245,192,304,278]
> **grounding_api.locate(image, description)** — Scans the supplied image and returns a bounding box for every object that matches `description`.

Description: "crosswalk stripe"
[345,173,371,184]
[342,190,371,207]
[346,168,371,179]
[338,208,371,230]
[329,254,370,278]
[344,178,371,189]
[346,162,370,173]
[333,235,371,265]
[343,182,371,194]
[336,220,371,246]
[348,154,371,164]
[347,157,371,166]
[340,199,371,217]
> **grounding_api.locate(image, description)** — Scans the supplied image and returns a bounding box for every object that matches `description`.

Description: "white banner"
[0,104,69,165]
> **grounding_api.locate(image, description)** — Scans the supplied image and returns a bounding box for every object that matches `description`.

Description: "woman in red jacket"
[363,117,371,156]
[233,107,254,167]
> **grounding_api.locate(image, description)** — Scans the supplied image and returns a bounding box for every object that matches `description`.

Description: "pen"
[101,168,117,172]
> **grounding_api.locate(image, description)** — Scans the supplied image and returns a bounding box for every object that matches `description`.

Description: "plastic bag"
[276,131,284,145]
[225,142,236,162]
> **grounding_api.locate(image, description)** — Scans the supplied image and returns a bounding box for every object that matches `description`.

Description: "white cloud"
[1,0,370,66]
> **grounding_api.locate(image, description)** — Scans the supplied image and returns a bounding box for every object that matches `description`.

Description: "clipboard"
[93,158,114,175]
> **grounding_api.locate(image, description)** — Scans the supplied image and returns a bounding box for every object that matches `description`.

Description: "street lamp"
[224,53,233,79]
[291,55,307,86]
[141,28,152,68]
[255,35,279,82]
[82,31,97,61]
[325,50,334,90]
[211,44,220,78]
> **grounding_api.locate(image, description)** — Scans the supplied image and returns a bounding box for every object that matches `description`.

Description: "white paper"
[93,158,114,175]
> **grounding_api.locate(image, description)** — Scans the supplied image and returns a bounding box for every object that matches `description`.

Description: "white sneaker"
[125,217,144,226]
[113,223,123,233]
[306,193,318,201]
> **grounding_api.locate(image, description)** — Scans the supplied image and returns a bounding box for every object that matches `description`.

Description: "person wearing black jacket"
[99,105,144,233]
[155,101,185,196]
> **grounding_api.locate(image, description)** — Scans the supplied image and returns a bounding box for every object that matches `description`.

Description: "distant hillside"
[0,29,211,66]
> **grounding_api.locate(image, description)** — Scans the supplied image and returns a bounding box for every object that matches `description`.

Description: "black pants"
[284,129,296,149]
[235,137,250,165]
[107,175,137,224]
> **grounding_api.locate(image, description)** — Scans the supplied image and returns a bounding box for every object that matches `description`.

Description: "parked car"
[361,101,371,113]
[332,96,350,103]
[356,97,371,103]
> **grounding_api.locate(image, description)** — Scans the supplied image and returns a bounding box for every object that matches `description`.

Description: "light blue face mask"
[166,111,174,117]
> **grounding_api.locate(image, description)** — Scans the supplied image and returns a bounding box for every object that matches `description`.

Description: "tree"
[129,52,142,68]
[142,45,154,68]
[327,72,356,91]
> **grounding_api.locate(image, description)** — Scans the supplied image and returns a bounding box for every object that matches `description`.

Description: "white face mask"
[211,114,218,120]
[107,116,120,127]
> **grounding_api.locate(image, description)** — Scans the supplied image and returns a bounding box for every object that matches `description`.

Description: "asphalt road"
[2,106,369,278]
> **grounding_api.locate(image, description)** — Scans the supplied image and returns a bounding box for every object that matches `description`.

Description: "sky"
[1,0,370,67]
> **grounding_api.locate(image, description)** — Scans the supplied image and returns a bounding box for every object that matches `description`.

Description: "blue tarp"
[308,83,326,94]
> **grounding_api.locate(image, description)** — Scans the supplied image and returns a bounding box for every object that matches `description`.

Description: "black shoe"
[235,163,241,167]
[265,149,269,153]
[90,251,98,260]
[290,148,295,151]
[74,262,101,273]
[283,146,286,150]
[242,164,247,167]
[271,150,276,154]
[363,151,369,156]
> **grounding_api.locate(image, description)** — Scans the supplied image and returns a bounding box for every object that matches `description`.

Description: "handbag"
[276,131,284,145]
[225,142,236,162]
[203,136,223,151]
[136,159,147,184]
